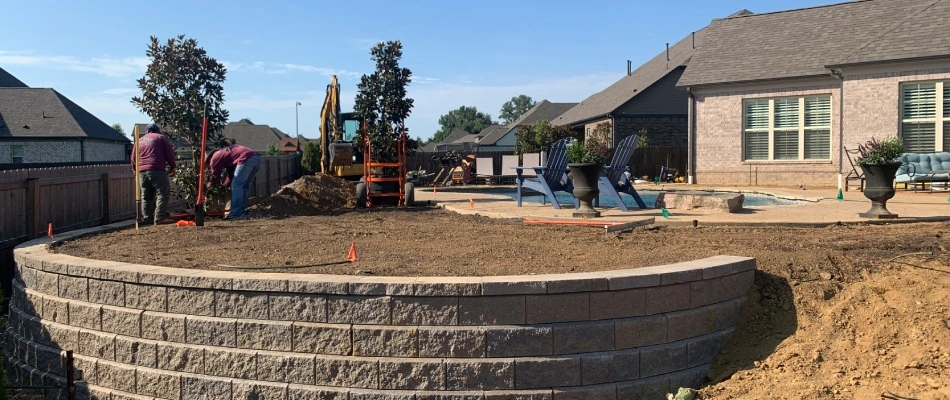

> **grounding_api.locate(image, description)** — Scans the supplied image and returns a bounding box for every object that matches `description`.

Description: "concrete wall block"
[167,288,214,316]
[353,326,418,357]
[141,311,185,342]
[658,267,704,286]
[458,296,525,325]
[481,280,546,296]
[257,351,315,385]
[416,390,485,400]
[413,281,481,297]
[666,306,714,342]
[349,388,415,400]
[135,367,181,399]
[101,306,142,337]
[237,320,294,351]
[581,349,639,385]
[96,359,136,393]
[292,322,351,355]
[231,276,289,292]
[525,293,589,324]
[328,295,391,325]
[314,356,378,388]
[615,314,667,350]
[615,374,670,400]
[287,383,349,400]
[123,284,166,312]
[668,364,709,394]
[204,347,258,379]
[392,297,458,325]
[157,342,205,374]
[114,336,157,368]
[232,380,289,400]
[40,257,71,274]
[605,272,661,291]
[286,278,349,295]
[418,327,486,358]
[348,281,388,296]
[546,276,609,294]
[552,383,618,400]
[45,322,80,352]
[185,316,236,347]
[79,330,115,361]
[700,257,754,279]
[642,284,690,315]
[68,302,102,331]
[725,270,754,300]
[486,326,552,357]
[639,342,688,378]
[214,291,268,319]
[72,355,98,385]
[514,357,581,389]
[41,296,69,324]
[553,321,614,355]
[444,359,514,391]
[177,273,232,290]
[137,269,183,287]
[378,358,445,390]
[589,288,646,320]
[68,262,137,282]
[181,374,232,400]
[687,329,734,368]
[17,265,38,288]
[58,275,89,301]
[484,390,553,400]
[88,279,125,307]
[269,293,327,322]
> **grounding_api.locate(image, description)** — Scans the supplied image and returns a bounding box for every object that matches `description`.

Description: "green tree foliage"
[111,123,125,134]
[354,40,414,164]
[514,120,578,155]
[132,35,229,206]
[301,141,321,175]
[499,95,537,125]
[433,106,494,144]
[266,143,279,156]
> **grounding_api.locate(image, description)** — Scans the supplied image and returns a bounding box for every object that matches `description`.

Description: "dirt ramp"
[249,174,357,217]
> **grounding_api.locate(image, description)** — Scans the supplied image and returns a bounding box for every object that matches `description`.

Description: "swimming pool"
[448,187,808,208]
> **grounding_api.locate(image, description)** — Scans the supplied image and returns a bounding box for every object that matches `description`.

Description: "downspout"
[608,114,616,146]
[831,69,844,190]
[687,87,695,184]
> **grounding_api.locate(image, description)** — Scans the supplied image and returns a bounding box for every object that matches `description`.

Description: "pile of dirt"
[246,174,357,218]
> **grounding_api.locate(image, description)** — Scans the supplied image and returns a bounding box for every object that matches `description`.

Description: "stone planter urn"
[568,163,602,218]
[859,161,901,219]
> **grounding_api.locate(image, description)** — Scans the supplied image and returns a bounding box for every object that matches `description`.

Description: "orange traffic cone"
[347,242,357,262]
[469,198,474,208]
[47,223,53,238]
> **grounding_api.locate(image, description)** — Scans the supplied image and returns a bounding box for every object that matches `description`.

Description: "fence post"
[25,178,40,239]
[264,158,272,194]
[101,173,111,225]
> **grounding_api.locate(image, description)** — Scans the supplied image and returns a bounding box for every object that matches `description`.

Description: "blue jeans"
[229,154,261,218]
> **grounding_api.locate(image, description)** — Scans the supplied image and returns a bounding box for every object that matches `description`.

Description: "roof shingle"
[0,88,129,142]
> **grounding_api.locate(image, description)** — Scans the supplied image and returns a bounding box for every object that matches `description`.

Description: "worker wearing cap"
[133,124,176,224]
[206,144,261,220]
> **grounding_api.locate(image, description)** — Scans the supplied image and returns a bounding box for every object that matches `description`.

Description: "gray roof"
[0,67,28,87]
[509,100,577,128]
[221,118,289,152]
[0,88,129,142]
[440,128,471,144]
[553,27,705,126]
[477,124,511,146]
[678,0,943,87]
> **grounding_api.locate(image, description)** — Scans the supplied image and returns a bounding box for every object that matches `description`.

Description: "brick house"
[677,0,950,187]
[0,67,130,168]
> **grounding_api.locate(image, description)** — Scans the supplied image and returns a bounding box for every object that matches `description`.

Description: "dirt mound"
[247,174,357,218]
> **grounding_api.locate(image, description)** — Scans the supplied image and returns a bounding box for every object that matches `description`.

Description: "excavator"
[319,75,363,179]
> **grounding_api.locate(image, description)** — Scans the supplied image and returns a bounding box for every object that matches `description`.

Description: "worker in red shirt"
[133,124,176,225]
[206,144,261,220]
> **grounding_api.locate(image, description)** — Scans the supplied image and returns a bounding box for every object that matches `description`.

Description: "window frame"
[10,145,24,164]
[742,95,833,162]
[899,81,948,152]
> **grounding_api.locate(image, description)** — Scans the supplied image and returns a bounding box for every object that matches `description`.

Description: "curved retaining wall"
[5,226,754,400]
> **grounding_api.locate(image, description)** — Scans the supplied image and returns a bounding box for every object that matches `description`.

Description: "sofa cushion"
[896,152,950,182]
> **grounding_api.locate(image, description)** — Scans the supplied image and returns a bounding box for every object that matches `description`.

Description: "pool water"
[460,187,807,209]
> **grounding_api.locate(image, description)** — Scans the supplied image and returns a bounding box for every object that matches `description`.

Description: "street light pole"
[295,101,302,137]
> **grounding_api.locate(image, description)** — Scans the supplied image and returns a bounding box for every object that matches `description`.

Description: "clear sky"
[1,0,834,141]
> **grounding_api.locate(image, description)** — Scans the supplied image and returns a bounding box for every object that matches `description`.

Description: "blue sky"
[1,0,833,141]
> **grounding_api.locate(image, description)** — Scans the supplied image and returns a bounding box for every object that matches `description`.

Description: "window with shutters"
[900,82,948,152]
[742,95,832,161]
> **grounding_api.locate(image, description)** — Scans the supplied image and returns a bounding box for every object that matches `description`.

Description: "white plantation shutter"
[745,132,769,160]
[944,121,950,152]
[902,122,935,153]
[744,100,769,129]
[804,96,831,127]
[773,131,798,159]
[902,83,936,120]
[804,129,831,159]
[774,98,799,128]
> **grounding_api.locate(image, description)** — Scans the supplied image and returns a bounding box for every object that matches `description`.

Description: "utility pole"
[296,101,302,137]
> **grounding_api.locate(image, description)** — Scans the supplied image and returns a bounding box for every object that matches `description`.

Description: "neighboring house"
[0,67,130,168]
[552,24,712,147]
[222,119,293,153]
[676,0,950,187]
[480,100,578,151]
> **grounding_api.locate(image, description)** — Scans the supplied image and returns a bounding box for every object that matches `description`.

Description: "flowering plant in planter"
[566,122,612,164]
[856,136,904,165]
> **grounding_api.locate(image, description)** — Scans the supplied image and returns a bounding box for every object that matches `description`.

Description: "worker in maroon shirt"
[133,124,176,225]
[206,144,261,219]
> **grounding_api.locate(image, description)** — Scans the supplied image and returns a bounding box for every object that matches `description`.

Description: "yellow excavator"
[320,75,362,178]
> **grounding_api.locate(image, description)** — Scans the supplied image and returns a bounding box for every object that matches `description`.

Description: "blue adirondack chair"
[596,134,648,211]
[515,137,578,209]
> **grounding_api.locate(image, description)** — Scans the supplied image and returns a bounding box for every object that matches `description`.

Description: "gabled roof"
[221,119,289,152]
[509,100,577,128]
[441,128,471,144]
[0,67,28,88]
[476,124,510,146]
[0,88,129,142]
[553,27,705,126]
[678,0,943,87]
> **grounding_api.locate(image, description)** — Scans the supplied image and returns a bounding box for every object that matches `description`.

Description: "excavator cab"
[320,76,363,178]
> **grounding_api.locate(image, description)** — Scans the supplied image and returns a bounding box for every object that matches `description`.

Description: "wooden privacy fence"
[0,154,300,247]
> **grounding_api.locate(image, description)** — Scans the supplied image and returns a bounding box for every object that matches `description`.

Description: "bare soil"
[52,175,950,399]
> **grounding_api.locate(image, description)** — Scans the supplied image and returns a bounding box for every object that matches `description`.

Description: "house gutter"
[830,69,844,191]
[686,87,695,184]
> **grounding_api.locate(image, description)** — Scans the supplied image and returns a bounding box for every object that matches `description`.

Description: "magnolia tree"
[132,35,230,206]
[353,40,415,165]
